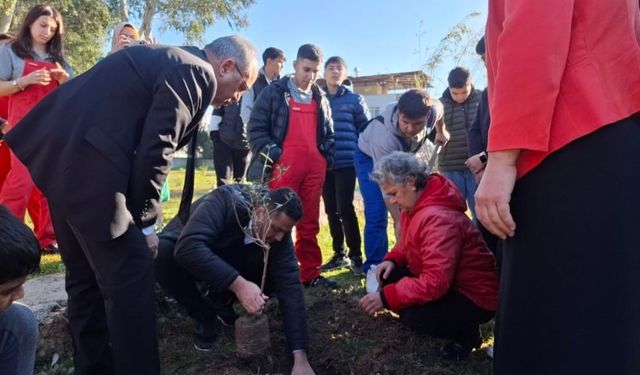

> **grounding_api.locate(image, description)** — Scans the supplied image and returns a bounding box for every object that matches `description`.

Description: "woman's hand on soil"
[359,292,384,315]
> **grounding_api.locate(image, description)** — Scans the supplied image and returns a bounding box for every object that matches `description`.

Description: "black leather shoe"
[193,318,219,352]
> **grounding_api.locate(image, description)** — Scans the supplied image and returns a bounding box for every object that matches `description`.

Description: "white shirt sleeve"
[240,89,254,125]
[209,114,222,132]
[141,225,155,236]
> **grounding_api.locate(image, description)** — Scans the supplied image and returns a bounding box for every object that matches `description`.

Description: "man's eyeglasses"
[233,62,249,92]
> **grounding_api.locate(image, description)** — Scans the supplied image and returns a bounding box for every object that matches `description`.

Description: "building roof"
[351,70,431,90]
[316,70,431,96]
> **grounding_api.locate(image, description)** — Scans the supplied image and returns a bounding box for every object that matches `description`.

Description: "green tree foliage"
[3,0,255,74]
[157,0,254,43]
[12,0,113,73]
[109,0,255,43]
[0,0,18,32]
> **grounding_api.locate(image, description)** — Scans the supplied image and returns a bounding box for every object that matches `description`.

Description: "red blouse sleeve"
[486,0,575,152]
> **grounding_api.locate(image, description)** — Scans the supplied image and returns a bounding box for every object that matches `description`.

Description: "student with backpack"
[355,89,442,273]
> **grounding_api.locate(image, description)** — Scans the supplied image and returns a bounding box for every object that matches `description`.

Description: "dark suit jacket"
[5,45,216,241]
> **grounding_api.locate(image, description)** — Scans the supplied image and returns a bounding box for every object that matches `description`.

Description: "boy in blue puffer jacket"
[319,56,370,275]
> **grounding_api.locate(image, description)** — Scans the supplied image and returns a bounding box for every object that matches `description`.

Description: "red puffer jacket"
[381,174,499,312]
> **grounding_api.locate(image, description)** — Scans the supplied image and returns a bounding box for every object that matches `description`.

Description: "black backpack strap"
[408,106,437,154]
[358,115,384,134]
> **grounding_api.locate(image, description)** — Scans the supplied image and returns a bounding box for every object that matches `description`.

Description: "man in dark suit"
[4,35,258,375]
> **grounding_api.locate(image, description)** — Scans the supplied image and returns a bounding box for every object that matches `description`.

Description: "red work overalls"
[0,96,9,189]
[0,59,59,248]
[270,99,326,283]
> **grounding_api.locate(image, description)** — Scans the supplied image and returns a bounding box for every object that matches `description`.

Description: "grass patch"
[38,253,64,276]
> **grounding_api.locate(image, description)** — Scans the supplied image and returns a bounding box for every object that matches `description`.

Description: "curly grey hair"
[204,35,258,72]
[371,151,431,189]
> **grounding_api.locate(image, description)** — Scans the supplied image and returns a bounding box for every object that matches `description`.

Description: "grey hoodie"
[357,101,442,162]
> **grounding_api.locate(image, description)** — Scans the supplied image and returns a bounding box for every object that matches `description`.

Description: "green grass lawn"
[37,167,396,276]
[35,168,493,375]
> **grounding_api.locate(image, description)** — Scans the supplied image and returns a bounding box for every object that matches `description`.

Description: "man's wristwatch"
[479,152,488,164]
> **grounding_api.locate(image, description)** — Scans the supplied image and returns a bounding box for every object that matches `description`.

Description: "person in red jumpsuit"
[247,44,336,288]
[0,32,15,192]
[0,5,72,253]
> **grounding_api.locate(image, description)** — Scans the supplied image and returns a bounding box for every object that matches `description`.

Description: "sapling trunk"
[236,243,271,357]
[259,245,270,292]
[232,178,293,358]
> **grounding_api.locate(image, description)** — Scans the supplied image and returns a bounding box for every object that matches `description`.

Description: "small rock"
[37,309,72,361]
[51,352,60,366]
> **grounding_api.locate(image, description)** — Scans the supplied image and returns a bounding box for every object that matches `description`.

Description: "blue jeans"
[442,170,478,220]
[0,303,38,375]
[354,149,388,272]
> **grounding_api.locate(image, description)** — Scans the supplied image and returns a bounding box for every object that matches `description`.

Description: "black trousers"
[383,267,494,347]
[494,116,640,375]
[154,237,263,322]
[211,132,249,187]
[322,167,361,258]
[478,221,502,275]
[50,209,159,375]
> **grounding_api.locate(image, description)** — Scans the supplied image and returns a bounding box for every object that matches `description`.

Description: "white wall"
[361,94,401,117]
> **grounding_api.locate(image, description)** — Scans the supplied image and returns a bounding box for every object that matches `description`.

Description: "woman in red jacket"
[0,5,71,253]
[360,151,498,360]
[476,1,640,374]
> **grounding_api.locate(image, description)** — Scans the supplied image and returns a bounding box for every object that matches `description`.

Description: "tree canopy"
[0,0,255,73]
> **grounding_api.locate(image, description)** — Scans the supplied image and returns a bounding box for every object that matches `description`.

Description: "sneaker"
[193,318,219,352]
[349,256,364,276]
[42,243,59,254]
[303,276,339,289]
[320,255,349,271]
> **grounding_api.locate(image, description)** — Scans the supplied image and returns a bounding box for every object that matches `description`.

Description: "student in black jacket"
[155,185,315,374]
